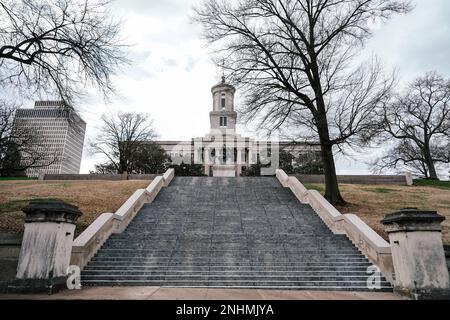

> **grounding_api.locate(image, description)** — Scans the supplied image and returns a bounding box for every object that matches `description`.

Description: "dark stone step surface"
[80,281,393,292]
[84,265,373,271]
[84,177,392,291]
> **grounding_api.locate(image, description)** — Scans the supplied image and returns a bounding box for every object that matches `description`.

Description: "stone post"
[14,200,82,293]
[404,172,413,186]
[381,208,450,299]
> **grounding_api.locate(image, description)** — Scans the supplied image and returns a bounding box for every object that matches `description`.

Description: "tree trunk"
[315,112,346,205]
[307,55,346,205]
[319,141,346,205]
[119,159,127,174]
[423,142,439,180]
[424,154,438,180]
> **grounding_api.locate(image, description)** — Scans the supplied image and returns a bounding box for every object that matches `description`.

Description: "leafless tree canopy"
[374,72,450,179]
[0,0,127,106]
[194,0,411,204]
[0,100,60,176]
[90,112,158,174]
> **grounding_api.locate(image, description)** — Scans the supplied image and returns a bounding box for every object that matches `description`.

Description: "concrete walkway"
[0,287,403,300]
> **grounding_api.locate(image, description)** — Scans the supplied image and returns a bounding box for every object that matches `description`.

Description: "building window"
[221,93,226,110]
[220,116,227,127]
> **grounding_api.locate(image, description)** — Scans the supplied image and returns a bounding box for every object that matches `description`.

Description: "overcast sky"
[78,0,450,175]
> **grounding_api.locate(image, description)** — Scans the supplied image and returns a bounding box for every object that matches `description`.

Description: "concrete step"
[92,256,367,261]
[108,233,348,238]
[85,263,373,269]
[82,269,375,275]
[87,261,373,268]
[96,247,361,252]
[81,275,389,282]
[80,280,393,291]
[84,265,374,271]
[96,248,362,254]
[105,236,353,241]
[80,281,393,292]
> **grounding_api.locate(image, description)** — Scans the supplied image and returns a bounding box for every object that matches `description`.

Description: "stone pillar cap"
[22,199,82,224]
[381,208,445,233]
[381,208,445,225]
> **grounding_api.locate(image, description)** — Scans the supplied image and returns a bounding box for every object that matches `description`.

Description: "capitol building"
[156,78,321,177]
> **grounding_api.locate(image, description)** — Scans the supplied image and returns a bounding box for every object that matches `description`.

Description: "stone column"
[15,200,82,293]
[381,208,450,299]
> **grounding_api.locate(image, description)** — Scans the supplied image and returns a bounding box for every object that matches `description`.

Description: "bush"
[241,164,261,176]
[170,163,206,176]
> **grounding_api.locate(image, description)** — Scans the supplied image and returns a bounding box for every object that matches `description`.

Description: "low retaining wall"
[40,173,159,181]
[0,234,22,281]
[445,246,450,270]
[70,168,175,269]
[294,174,413,186]
[276,169,395,284]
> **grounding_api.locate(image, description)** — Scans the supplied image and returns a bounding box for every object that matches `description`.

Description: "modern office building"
[13,101,86,177]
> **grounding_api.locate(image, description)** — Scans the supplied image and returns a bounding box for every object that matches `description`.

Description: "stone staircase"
[82,177,392,291]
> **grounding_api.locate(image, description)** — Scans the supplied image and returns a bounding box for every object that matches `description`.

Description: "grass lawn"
[413,179,450,190]
[0,180,149,237]
[305,180,450,245]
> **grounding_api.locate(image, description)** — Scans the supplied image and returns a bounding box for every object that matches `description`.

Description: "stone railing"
[275,169,395,284]
[70,168,175,269]
[293,173,413,186]
[39,173,159,181]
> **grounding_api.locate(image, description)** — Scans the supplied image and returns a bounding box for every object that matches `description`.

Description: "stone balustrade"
[70,213,116,269]
[70,168,175,269]
[343,214,394,284]
[275,169,395,284]
[293,173,414,186]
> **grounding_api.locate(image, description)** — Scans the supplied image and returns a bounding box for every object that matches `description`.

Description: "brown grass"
[0,180,149,236]
[306,183,450,245]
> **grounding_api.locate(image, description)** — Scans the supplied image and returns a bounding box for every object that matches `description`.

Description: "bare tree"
[94,144,168,174]
[90,112,158,174]
[194,0,411,205]
[374,72,450,179]
[0,100,60,176]
[0,0,127,106]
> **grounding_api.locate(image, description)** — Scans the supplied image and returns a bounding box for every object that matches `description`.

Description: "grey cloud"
[185,56,199,72]
[112,0,191,15]
[127,50,152,64]
[127,67,154,80]
[368,0,450,81]
[164,58,178,67]
[143,20,200,45]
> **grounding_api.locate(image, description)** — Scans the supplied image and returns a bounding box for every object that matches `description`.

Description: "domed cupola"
[209,76,237,134]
